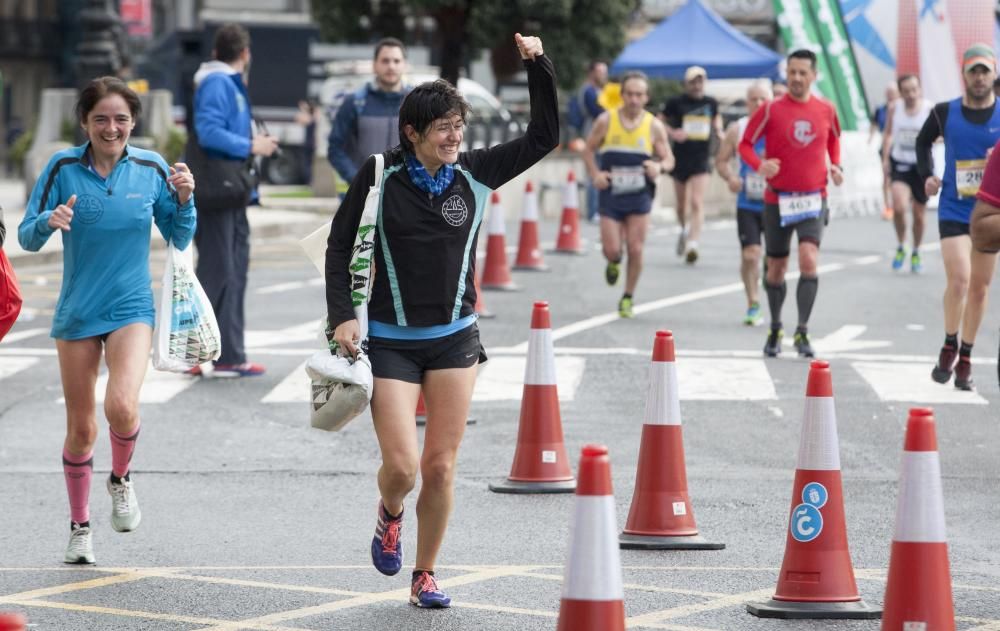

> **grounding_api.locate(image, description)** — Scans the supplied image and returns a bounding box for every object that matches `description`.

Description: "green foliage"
[60,118,76,144]
[311,0,635,90]
[9,127,34,172]
[159,127,187,166]
[647,78,683,113]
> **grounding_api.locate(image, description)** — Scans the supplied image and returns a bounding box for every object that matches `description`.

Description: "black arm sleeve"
[916,102,947,181]
[458,55,560,190]
[0,207,6,247]
[325,154,377,330]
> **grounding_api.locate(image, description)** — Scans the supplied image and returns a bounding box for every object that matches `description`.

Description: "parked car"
[317,64,526,158]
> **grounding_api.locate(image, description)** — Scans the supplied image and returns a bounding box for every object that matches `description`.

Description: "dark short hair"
[76,76,142,123]
[788,48,817,69]
[398,79,470,153]
[897,73,920,90]
[374,37,405,61]
[620,70,648,93]
[214,23,250,63]
[588,60,606,73]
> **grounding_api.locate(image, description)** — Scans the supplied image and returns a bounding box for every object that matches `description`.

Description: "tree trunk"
[434,5,468,86]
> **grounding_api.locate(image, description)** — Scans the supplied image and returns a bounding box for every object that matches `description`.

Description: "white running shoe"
[107,476,142,532]
[676,229,687,257]
[64,523,95,564]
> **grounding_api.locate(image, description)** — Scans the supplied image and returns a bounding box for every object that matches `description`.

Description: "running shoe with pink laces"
[410,571,451,608]
[371,501,403,576]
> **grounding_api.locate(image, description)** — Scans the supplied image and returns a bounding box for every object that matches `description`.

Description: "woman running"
[19,76,196,564]
[325,34,557,608]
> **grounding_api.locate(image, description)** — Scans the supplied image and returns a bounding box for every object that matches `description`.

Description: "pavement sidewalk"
[0,179,337,267]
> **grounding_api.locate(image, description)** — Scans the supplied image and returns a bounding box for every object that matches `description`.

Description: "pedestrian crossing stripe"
[0,356,989,407]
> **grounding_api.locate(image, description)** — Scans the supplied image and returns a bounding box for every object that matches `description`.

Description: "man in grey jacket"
[327,38,411,186]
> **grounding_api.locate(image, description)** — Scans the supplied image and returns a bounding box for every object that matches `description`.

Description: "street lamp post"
[75,0,124,86]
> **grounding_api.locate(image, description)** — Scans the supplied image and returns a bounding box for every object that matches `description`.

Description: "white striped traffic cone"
[489,301,575,493]
[556,444,626,631]
[881,407,954,629]
[748,360,881,619]
[553,170,584,254]
[513,181,548,271]
[480,191,518,290]
[620,331,724,550]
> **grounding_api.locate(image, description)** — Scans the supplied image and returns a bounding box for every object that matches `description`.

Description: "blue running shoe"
[371,501,403,576]
[910,251,922,274]
[410,571,451,608]
[743,302,763,326]
[891,247,905,271]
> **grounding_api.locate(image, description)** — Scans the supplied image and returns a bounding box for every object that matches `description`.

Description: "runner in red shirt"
[739,49,843,358]
[971,136,1000,390]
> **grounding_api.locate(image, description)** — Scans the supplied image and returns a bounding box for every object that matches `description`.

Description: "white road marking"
[0,328,48,343]
[57,362,197,405]
[495,262,854,354]
[254,277,324,295]
[474,356,585,402]
[783,324,890,353]
[0,357,38,380]
[245,319,322,348]
[676,358,777,400]
[853,361,989,405]
[262,361,310,403]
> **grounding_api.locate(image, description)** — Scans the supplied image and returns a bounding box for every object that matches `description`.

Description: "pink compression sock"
[62,448,93,524]
[109,422,140,479]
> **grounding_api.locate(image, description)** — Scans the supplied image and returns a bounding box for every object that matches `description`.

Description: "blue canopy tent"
[610,0,782,80]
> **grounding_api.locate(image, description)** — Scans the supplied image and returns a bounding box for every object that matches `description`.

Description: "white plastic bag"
[153,243,222,372]
[306,350,373,431]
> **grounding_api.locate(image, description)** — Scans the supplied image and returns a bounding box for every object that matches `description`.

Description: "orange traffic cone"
[620,331,724,550]
[553,170,584,255]
[0,612,26,631]
[882,408,954,629]
[513,181,548,271]
[556,445,626,631]
[480,191,518,290]
[490,301,575,493]
[473,267,494,319]
[747,360,881,619]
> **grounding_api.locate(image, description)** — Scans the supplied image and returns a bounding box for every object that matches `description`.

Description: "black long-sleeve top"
[325,54,559,331]
[916,100,998,180]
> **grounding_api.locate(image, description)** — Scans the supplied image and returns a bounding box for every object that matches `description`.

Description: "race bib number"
[955,159,985,199]
[610,166,646,195]
[778,191,823,226]
[896,128,918,152]
[682,115,711,141]
[745,173,766,200]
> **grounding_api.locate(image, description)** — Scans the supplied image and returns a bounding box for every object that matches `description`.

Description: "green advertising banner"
[772,0,870,130]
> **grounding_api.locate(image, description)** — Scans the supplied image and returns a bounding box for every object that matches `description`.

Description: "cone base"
[489,478,576,494]
[476,311,496,319]
[481,282,520,292]
[549,247,586,256]
[417,417,476,427]
[619,532,725,550]
[512,264,549,272]
[746,598,882,619]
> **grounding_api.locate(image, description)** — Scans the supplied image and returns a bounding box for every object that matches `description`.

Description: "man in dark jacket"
[327,38,411,188]
[190,23,278,377]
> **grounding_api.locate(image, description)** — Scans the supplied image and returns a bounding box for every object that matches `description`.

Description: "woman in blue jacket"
[19,77,196,565]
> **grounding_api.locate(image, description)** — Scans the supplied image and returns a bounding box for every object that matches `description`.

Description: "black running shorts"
[939,219,970,240]
[763,201,828,259]
[367,323,487,384]
[737,208,764,248]
[890,159,930,205]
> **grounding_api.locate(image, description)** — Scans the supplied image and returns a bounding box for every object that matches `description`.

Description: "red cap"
[525,180,534,193]
[530,301,551,329]
[904,408,938,452]
[0,612,27,631]
[652,330,676,362]
[567,169,576,183]
[805,360,833,397]
[576,444,613,496]
[491,191,501,204]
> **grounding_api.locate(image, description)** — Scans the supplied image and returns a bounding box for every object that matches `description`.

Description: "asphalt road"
[1,208,998,630]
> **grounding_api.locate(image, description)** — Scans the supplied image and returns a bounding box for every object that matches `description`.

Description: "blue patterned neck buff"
[406,153,454,197]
